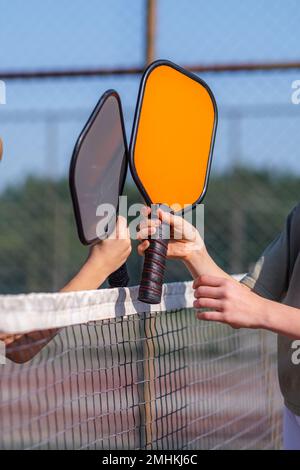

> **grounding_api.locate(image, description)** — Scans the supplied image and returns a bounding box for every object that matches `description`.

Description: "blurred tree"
[0,168,298,293]
[205,167,299,274]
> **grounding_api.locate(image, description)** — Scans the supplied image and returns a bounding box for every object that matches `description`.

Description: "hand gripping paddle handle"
[108,263,129,288]
[138,206,169,304]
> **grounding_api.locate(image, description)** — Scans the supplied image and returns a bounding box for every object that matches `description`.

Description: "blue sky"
[0,0,300,189]
[1,0,300,69]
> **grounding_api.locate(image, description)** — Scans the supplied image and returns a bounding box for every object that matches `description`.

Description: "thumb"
[111,216,128,240]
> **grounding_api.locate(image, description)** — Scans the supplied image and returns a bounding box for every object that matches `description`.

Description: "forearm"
[60,258,109,292]
[262,300,300,339]
[3,260,109,363]
[184,248,232,280]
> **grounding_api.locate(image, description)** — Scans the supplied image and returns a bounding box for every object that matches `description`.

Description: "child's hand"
[87,215,131,276]
[193,275,266,329]
[137,207,204,262]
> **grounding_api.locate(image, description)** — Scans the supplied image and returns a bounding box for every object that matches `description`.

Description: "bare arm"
[3,258,113,362]
[193,274,300,339]
[137,209,300,338]
[183,248,232,281]
[2,217,131,363]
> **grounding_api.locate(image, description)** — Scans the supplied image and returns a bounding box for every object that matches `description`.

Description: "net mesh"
[0,282,282,450]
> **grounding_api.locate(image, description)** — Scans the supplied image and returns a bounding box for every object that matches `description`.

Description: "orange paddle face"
[130,60,217,304]
[130,60,217,212]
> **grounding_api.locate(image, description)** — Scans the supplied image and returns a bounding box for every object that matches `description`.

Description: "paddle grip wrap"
[108,263,129,288]
[138,221,169,304]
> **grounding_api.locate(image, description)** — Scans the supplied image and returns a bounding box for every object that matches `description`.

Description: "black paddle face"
[69,90,129,287]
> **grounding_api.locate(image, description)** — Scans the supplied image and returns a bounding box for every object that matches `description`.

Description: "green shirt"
[241,204,300,415]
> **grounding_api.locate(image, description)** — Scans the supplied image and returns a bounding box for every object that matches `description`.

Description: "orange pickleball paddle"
[130,60,217,304]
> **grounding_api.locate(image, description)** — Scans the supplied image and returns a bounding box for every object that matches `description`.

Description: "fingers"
[193,276,228,311]
[194,285,223,299]
[192,275,226,318]
[111,216,130,240]
[157,209,199,242]
[157,209,182,228]
[196,311,224,322]
[137,226,156,240]
[138,208,182,236]
[138,217,160,230]
[137,240,150,256]
[0,138,3,161]
[193,297,222,310]
[136,207,199,248]
[116,215,127,231]
[139,218,161,230]
[141,206,151,217]
[137,218,160,241]
[0,334,23,346]
[193,275,225,289]
[157,208,174,224]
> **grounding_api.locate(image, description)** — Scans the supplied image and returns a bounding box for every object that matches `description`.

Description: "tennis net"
[0,281,282,450]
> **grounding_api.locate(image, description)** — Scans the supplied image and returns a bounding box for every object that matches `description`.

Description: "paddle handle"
[138,222,169,304]
[108,263,129,288]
